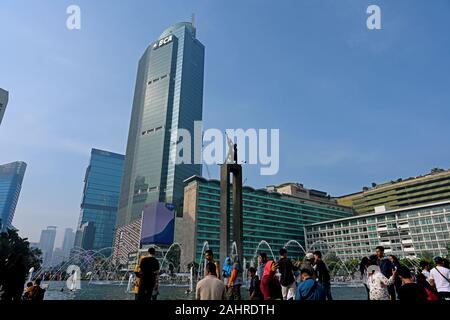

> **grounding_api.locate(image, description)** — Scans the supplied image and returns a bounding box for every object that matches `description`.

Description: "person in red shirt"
[260,260,282,300]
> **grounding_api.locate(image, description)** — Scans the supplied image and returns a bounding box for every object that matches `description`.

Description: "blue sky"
[1,0,449,246]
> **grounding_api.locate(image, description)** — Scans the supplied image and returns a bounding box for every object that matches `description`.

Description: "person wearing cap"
[429,256,450,300]
[300,252,315,279]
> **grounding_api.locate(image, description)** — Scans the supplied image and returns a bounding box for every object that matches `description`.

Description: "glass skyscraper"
[0,161,27,231]
[0,88,8,126]
[117,22,205,228]
[76,149,125,251]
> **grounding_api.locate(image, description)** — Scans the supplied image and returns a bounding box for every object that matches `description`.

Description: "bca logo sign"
[153,35,173,49]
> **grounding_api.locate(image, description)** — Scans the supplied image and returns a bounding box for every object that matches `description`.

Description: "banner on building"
[140,202,175,246]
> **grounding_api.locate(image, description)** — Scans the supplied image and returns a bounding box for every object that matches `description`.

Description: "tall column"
[220,164,243,265]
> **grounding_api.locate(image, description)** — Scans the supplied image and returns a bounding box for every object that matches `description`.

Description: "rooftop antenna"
[191,13,196,28]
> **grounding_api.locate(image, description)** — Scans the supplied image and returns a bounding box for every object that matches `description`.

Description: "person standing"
[248,267,263,300]
[257,253,267,280]
[196,262,227,300]
[313,251,332,300]
[419,260,431,281]
[375,246,395,300]
[397,265,427,301]
[388,254,402,299]
[227,261,243,300]
[300,253,315,276]
[260,260,282,300]
[204,249,220,280]
[277,248,296,300]
[222,257,233,285]
[137,247,160,302]
[359,257,370,300]
[429,256,450,300]
[367,255,396,300]
[296,268,325,301]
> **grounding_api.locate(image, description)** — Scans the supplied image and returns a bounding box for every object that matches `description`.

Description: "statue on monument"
[225,135,234,164]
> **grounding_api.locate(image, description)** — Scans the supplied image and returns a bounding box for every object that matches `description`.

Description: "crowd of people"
[127,245,450,302]
[359,246,450,301]
[195,248,332,301]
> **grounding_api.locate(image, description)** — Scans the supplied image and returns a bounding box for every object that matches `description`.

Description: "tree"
[0,229,42,300]
[418,251,434,262]
[444,243,450,258]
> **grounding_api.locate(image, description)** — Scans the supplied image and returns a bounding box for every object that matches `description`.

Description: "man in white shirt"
[196,262,227,300]
[429,256,450,300]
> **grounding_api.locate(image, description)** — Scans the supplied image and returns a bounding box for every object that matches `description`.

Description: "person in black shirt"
[277,248,296,300]
[313,251,332,300]
[247,267,263,300]
[397,265,427,302]
[137,247,160,302]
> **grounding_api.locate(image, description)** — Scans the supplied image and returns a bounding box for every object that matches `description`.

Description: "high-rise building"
[0,88,8,126]
[179,176,353,267]
[61,228,75,260]
[117,22,205,230]
[338,168,450,215]
[0,161,27,231]
[75,221,96,250]
[39,226,57,268]
[76,149,124,252]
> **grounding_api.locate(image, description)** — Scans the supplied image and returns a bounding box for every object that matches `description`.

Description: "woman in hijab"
[260,260,282,300]
[222,257,233,286]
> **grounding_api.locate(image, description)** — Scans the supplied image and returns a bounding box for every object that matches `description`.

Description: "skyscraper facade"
[39,226,57,268]
[76,149,124,251]
[0,88,8,126]
[0,161,27,231]
[117,22,205,229]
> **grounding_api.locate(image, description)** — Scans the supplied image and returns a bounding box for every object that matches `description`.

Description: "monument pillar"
[219,163,243,265]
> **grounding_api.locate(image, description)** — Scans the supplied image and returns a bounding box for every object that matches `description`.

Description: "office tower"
[117,22,205,229]
[76,149,124,252]
[0,88,8,126]
[61,228,75,259]
[0,161,27,231]
[39,226,57,268]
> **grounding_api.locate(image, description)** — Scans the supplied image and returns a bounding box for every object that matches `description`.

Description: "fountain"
[251,240,276,267]
[284,240,307,256]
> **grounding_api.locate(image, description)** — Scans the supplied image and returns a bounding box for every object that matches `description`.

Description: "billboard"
[140,202,175,246]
